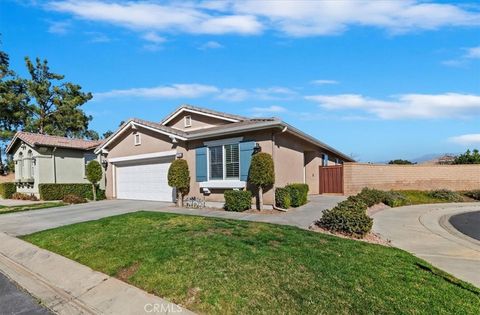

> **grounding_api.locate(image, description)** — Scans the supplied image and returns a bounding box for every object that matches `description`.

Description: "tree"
[22,57,94,138]
[167,159,190,207]
[0,47,29,171]
[388,159,415,165]
[454,149,480,164]
[102,130,114,139]
[86,160,102,201]
[249,152,275,210]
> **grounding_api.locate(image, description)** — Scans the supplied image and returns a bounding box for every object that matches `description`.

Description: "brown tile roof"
[7,132,103,153]
[160,104,249,124]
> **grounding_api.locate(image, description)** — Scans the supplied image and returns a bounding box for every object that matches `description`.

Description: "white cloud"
[465,46,480,59]
[142,32,166,44]
[47,1,262,35]
[198,41,224,50]
[306,93,480,119]
[47,20,70,34]
[310,79,339,85]
[251,105,287,115]
[254,87,297,100]
[442,45,480,66]
[46,1,480,38]
[95,84,219,99]
[449,134,480,145]
[216,88,249,101]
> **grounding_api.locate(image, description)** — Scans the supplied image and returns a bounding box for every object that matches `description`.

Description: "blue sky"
[2,0,479,161]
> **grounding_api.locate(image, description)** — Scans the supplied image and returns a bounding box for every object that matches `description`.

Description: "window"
[17,152,23,179]
[84,153,97,177]
[134,132,141,145]
[184,115,192,128]
[208,144,239,180]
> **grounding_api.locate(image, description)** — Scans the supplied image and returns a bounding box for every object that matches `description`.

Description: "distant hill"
[411,153,459,164]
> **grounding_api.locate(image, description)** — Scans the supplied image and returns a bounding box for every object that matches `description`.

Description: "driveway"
[0,199,171,236]
[372,202,480,288]
[0,195,344,236]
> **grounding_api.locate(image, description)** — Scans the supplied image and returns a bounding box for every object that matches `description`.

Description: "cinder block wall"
[343,163,480,195]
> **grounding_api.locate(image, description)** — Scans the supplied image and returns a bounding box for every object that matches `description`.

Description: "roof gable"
[6,132,103,154]
[161,104,247,126]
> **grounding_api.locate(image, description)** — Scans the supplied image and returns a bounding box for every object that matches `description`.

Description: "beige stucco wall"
[166,112,229,131]
[12,142,103,197]
[343,163,480,195]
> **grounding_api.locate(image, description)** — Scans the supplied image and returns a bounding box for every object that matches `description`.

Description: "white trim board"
[199,180,246,189]
[162,108,240,125]
[95,121,186,154]
[108,150,177,163]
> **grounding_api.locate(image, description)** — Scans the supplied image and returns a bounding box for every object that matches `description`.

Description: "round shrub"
[355,187,388,207]
[86,160,103,201]
[249,152,274,210]
[285,183,309,207]
[167,159,190,206]
[275,187,291,209]
[224,190,252,212]
[317,200,372,238]
[63,194,87,204]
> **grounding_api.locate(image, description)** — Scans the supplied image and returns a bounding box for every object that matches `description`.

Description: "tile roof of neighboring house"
[160,104,249,125]
[6,132,103,154]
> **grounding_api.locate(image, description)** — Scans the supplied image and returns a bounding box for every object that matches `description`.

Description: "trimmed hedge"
[0,182,16,199]
[285,183,309,207]
[39,183,105,201]
[224,190,252,212]
[317,199,373,237]
[275,187,291,209]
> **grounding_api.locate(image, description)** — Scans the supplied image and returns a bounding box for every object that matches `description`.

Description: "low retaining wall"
[343,163,480,195]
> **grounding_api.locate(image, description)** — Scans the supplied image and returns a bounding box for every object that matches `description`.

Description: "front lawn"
[0,202,65,215]
[23,212,480,314]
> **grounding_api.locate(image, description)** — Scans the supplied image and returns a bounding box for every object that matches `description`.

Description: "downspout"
[52,147,57,183]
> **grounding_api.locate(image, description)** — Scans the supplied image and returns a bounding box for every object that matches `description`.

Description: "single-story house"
[96,105,353,206]
[5,132,104,196]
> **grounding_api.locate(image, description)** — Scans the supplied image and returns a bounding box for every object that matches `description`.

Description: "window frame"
[207,143,240,181]
[184,115,192,128]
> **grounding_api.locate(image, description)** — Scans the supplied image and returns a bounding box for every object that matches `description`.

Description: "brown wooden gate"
[319,165,344,194]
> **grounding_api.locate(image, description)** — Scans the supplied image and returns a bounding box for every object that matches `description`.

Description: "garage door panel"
[116,158,173,202]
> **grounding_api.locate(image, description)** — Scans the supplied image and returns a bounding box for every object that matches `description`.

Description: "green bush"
[224,190,252,212]
[249,152,275,210]
[167,159,190,206]
[285,183,309,207]
[63,194,87,204]
[39,183,101,200]
[428,189,463,202]
[97,189,106,201]
[86,160,103,201]
[275,187,291,209]
[464,190,480,201]
[383,191,409,207]
[317,200,372,237]
[354,187,388,207]
[0,182,16,199]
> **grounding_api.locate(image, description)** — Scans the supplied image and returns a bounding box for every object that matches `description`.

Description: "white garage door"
[115,158,174,202]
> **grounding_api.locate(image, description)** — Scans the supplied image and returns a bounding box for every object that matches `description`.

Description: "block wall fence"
[342,163,480,195]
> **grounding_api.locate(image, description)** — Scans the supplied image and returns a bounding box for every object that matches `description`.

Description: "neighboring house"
[5,132,104,197]
[96,105,354,206]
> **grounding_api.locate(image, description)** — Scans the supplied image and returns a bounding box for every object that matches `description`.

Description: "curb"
[0,232,194,314]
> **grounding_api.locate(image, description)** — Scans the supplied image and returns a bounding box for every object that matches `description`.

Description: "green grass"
[23,212,480,314]
[0,202,65,214]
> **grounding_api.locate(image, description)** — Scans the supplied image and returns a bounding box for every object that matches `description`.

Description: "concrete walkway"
[0,232,193,314]
[372,202,480,288]
[0,196,344,237]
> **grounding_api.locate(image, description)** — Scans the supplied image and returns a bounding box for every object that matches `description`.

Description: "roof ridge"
[16,131,102,143]
[160,104,249,124]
